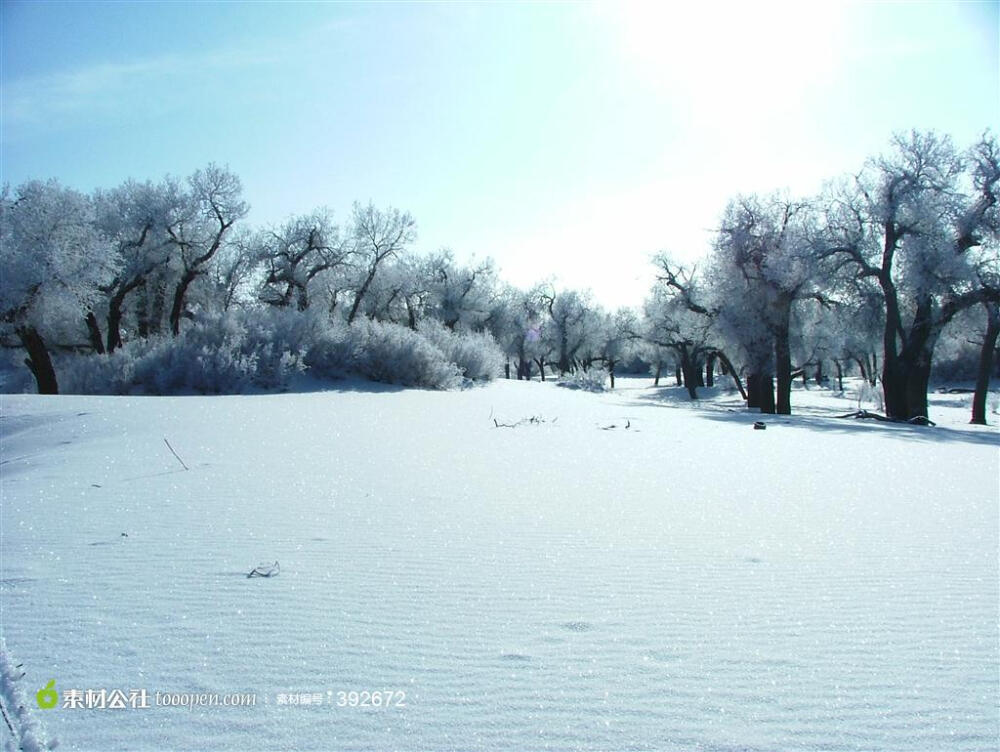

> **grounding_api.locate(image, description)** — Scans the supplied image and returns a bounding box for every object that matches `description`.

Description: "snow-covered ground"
[1,377,997,751]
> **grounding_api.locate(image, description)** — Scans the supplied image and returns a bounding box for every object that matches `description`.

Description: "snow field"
[1,378,997,751]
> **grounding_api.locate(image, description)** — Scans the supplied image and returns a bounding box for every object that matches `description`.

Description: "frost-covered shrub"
[235,307,317,388]
[302,321,358,380]
[557,368,608,392]
[306,319,463,389]
[354,320,462,388]
[0,350,34,393]
[59,348,135,395]
[417,319,503,381]
[11,308,488,395]
[57,309,310,395]
[131,331,254,394]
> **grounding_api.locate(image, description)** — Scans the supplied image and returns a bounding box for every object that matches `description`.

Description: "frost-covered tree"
[208,226,259,312]
[540,286,600,375]
[596,308,639,388]
[820,130,1000,420]
[346,202,416,324]
[0,181,113,393]
[483,284,545,379]
[351,253,431,325]
[647,256,747,401]
[708,194,828,414]
[257,210,351,311]
[832,282,884,387]
[92,178,179,351]
[423,251,497,332]
[643,273,716,400]
[164,165,248,334]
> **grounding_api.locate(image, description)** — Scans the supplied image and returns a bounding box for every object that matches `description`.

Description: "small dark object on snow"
[493,414,554,428]
[248,561,280,578]
[753,421,767,430]
[599,419,633,431]
[121,532,128,537]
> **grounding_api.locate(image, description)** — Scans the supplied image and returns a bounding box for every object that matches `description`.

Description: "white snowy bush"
[57,309,312,395]
[301,320,358,380]
[306,319,463,389]
[58,348,136,395]
[19,307,497,395]
[557,368,609,392]
[417,319,503,382]
[132,327,256,394]
[0,351,35,393]
[233,307,317,388]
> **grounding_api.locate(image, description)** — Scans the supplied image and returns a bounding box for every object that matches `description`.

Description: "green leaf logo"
[36,680,58,709]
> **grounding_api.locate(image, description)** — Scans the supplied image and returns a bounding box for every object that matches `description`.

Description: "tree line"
[1,130,997,423]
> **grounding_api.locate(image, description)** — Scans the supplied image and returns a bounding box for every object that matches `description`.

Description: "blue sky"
[2,1,997,307]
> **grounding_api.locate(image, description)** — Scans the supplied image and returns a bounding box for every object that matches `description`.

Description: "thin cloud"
[3,46,278,128]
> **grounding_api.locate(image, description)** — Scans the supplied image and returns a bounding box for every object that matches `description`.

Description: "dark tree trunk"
[85,312,105,354]
[774,310,792,415]
[714,350,747,400]
[18,326,58,394]
[971,306,1000,425]
[405,299,417,330]
[904,358,932,421]
[675,366,682,386]
[884,297,936,420]
[608,358,616,389]
[749,371,775,413]
[679,348,699,400]
[834,359,844,392]
[653,362,661,386]
[106,275,147,352]
[535,358,546,382]
[557,348,570,375]
[107,293,126,352]
[814,360,823,386]
[854,357,868,385]
[348,268,379,324]
[747,373,760,409]
[170,270,199,336]
[149,280,165,335]
[705,353,715,387]
[758,373,776,414]
[881,360,908,418]
[879,231,908,417]
[504,360,511,380]
[136,280,150,338]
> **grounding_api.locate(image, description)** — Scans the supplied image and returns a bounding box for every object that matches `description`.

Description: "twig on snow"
[163,438,189,471]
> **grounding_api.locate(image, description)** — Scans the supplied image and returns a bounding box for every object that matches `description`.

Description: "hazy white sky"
[2,1,997,307]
